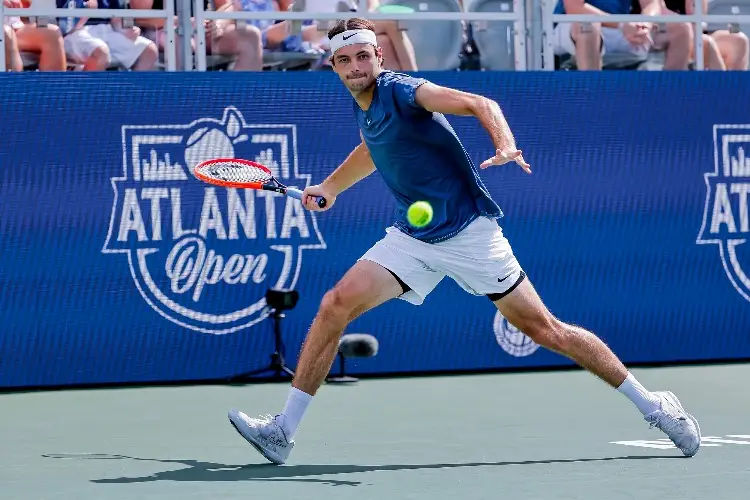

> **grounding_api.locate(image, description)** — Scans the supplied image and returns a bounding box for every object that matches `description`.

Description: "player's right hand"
[480,149,531,174]
[302,184,336,211]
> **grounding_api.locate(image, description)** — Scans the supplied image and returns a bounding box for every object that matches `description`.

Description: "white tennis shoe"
[645,391,701,457]
[227,409,293,465]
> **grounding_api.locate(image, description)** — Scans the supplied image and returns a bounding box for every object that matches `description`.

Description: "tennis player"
[227,18,701,464]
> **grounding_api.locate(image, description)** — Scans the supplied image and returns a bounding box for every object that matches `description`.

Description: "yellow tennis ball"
[407,201,433,228]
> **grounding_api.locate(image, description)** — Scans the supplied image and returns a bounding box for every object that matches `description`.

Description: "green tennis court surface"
[3,363,749,499]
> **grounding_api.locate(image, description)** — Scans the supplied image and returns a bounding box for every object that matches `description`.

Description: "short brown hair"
[327,18,376,39]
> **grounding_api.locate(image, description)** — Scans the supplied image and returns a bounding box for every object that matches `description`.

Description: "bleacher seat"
[464,0,516,70]
[705,0,750,40]
[380,0,465,70]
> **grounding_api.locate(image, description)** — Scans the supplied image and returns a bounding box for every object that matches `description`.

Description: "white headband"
[329,29,378,55]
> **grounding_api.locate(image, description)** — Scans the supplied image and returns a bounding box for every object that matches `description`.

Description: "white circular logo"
[492,311,540,357]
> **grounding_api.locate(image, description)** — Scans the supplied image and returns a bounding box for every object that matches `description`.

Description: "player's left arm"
[413,82,531,173]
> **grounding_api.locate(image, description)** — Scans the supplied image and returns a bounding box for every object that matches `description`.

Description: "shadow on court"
[42,453,685,487]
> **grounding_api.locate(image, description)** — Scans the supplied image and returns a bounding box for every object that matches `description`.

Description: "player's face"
[331,44,383,93]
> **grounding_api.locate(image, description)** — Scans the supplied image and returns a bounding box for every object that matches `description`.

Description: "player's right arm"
[301,133,376,211]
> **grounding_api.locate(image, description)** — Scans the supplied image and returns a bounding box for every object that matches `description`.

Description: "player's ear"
[375,46,384,65]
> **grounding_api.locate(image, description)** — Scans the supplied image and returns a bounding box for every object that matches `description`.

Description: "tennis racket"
[193,158,327,208]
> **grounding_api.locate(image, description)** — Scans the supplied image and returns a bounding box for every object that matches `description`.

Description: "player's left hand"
[480,149,531,174]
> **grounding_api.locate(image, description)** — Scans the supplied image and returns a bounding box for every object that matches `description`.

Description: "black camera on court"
[265,288,299,312]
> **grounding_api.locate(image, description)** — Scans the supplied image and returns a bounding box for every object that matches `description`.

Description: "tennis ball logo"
[184,109,249,169]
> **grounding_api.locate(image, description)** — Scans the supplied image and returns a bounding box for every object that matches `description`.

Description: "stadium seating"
[3,0,749,71]
[464,0,517,70]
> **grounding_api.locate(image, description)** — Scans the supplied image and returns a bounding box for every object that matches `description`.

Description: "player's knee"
[319,287,355,324]
[320,276,375,325]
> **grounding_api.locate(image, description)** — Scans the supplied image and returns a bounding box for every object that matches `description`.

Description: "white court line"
[611,434,750,449]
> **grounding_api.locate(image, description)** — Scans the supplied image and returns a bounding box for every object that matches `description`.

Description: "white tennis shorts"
[64,25,152,69]
[359,216,525,305]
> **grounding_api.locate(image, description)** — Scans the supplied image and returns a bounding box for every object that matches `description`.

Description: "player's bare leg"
[494,278,627,387]
[493,277,701,457]
[227,260,404,464]
[292,260,404,395]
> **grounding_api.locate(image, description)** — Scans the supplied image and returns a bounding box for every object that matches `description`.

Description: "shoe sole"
[665,391,701,457]
[228,416,286,465]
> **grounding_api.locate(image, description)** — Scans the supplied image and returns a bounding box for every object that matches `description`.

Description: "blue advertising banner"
[1,72,749,389]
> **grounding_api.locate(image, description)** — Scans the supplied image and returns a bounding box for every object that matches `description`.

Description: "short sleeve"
[380,72,429,116]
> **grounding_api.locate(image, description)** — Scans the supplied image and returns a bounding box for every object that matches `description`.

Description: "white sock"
[278,387,313,440]
[617,372,661,416]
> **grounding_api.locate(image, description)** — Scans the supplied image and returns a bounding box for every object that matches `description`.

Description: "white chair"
[464,0,516,70]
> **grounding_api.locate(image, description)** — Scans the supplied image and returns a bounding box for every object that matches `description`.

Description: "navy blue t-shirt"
[354,71,503,243]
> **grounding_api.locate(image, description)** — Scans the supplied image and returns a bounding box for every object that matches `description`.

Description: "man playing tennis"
[227,17,701,464]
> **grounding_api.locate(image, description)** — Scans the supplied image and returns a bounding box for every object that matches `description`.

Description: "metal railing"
[543,0,750,70]
[1,0,749,71]
[192,1,528,71]
[0,3,176,71]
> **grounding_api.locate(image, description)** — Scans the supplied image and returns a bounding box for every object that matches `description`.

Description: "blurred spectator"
[225,0,323,52]
[130,0,264,70]
[57,0,158,70]
[4,23,23,71]
[5,0,66,70]
[364,0,417,70]
[295,0,418,70]
[658,0,749,69]
[553,0,691,70]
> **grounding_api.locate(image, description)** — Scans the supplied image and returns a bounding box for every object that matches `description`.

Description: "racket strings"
[202,162,272,184]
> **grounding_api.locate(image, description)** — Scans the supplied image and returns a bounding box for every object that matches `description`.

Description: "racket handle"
[286,187,327,209]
